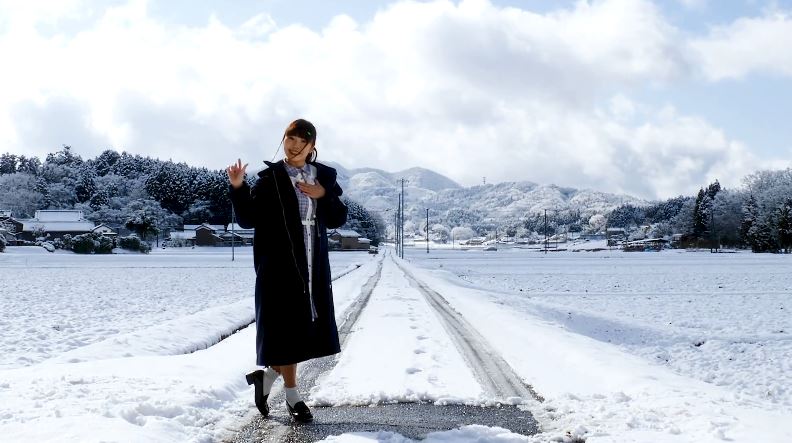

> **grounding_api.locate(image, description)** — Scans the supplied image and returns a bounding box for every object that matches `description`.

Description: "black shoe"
[245,370,270,417]
[286,401,313,423]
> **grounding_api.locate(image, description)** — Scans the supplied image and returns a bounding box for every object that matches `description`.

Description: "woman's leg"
[270,365,296,387]
[279,364,297,388]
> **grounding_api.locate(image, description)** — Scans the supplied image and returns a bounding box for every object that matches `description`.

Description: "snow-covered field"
[0,247,365,370]
[404,247,792,411]
[2,245,791,442]
[0,246,374,442]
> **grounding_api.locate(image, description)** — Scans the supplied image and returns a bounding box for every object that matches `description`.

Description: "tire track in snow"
[393,255,545,403]
[226,253,385,443]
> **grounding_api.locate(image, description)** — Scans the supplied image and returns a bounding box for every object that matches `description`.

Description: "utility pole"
[544,209,548,254]
[231,210,235,262]
[400,178,405,259]
[396,194,401,257]
[426,208,429,253]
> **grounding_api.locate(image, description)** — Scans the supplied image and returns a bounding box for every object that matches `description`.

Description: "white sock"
[285,386,302,407]
[261,367,280,396]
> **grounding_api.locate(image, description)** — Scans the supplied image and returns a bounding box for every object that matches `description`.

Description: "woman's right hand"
[226,158,248,189]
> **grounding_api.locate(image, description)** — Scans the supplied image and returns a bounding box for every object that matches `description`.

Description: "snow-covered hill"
[324,161,645,227]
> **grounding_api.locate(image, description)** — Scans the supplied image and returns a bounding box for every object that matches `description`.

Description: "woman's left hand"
[297,181,326,199]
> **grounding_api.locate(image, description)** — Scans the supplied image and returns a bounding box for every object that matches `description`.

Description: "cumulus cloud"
[691,10,792,80]
[0,0,786,200]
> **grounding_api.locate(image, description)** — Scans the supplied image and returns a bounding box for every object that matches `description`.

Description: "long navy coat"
[229,160,348,366]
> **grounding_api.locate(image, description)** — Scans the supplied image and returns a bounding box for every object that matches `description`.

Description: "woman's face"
[284,135,314,164]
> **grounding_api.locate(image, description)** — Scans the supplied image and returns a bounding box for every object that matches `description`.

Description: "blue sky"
[0,0,790,199]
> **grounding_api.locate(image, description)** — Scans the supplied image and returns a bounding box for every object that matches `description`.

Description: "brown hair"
[283,118,318,162]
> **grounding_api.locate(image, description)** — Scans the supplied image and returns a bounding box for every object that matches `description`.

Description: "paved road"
[226,251,542,442]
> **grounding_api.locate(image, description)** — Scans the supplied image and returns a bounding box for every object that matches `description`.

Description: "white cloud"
[691,10,792,79]
[676,0,707,10]
[0,0,786,200]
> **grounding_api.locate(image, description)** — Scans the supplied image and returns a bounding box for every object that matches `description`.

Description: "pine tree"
[778,198,792,253]
[75,168,97,203]
[740,194,758,248]
[747,216,779,253]
[341,197,383,246]
[0,153,18,175]
[94,150,121,176]
[125,210,159,241]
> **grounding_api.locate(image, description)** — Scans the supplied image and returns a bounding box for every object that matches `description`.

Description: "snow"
[318,425,531,442]
[0,247,377,442]
[2,245,792,442]
[310,257,483,406]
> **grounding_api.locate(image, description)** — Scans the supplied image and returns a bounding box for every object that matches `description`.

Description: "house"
[167,230,197,246]
[183,224,226,232]
[225,223,254,246]
[328,229,371,250]
[195,224,225,247]
[91,224,118,238]
[19,210,96,242]
[622,238,669,252]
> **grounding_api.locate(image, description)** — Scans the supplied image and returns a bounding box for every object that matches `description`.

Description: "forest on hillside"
[0,147,385,245]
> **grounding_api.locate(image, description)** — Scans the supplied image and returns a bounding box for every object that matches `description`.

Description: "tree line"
[605,171,792,253]
[0,147,383,245]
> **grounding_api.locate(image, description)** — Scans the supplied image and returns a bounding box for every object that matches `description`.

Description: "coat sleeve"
[317,176,348,229]
[228,178,264,229]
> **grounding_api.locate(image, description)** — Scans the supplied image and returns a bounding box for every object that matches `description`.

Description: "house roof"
[185,223,225,232]
[91,224,117,234]
[330,229,361,238]
[34,210,85,222]
[169,231,197,240]
[23,221,96,232]
[226,223,254,232]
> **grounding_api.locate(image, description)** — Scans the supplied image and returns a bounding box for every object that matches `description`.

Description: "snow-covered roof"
[91,224,117,234]
[34,210,84,222]
[169,231,196,240]
[226,223,254,232]
[186,224,225,232]
[0,210,11,217]
[331,229,361,238]
[22,221,96,232]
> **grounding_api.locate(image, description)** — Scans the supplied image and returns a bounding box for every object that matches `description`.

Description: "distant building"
[329,229,370,250]
[168,230,196,246]
[168,223,251,247]
[195,224,225,247]
[622,238,669,252]
[91,224,118,238]
[226,223,254,245]
[19,210,96,242]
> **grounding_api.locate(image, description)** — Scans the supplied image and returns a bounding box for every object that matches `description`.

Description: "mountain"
[323,161,646,230]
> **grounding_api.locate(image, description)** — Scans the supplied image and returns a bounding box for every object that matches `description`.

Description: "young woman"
[226,119,348,423]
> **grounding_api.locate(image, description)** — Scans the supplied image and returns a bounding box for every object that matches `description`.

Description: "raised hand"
[226,158,248,189]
